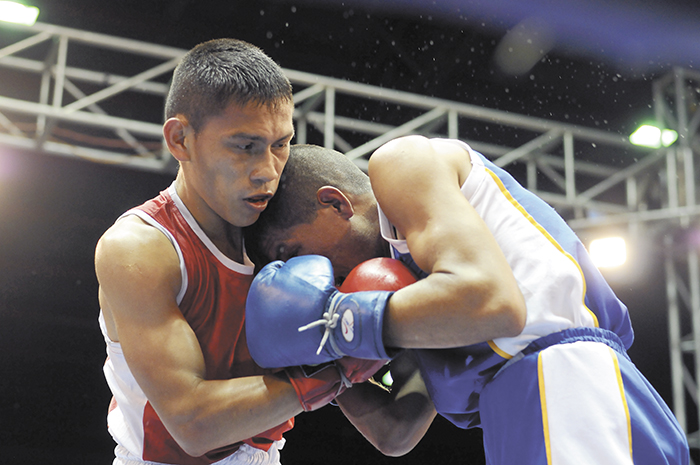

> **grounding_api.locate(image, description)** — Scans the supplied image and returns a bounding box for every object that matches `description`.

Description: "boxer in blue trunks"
[243,138,689,464]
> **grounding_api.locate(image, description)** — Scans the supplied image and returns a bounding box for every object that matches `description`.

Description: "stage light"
[0,1,39,25]
[589,237,627,268]
[629,124,678,148]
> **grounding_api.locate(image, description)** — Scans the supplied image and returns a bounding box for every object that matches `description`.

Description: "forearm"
[337,384,435,456]
[383,267,526,349]
[157,373,302,457]
[336,354,436,456]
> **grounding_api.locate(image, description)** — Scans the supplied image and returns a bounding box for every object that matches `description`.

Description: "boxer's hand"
[336,357,389,385]
[285,357,390,411]
[246,256,394,368]
[285,362,349,412]
[338,257,418,293]
[337,257,417,382]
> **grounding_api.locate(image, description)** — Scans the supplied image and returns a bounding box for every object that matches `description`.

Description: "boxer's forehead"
[261,215,371,283]
[263,217,341,261]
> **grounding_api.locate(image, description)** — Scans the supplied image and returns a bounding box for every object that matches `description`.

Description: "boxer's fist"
[285,357,389,411]
[246,255,393,368]
[336,357,389,385]
[264,258,418,411]
[337,257,417,379]
[339,257,417,293]
[285,362,349,412]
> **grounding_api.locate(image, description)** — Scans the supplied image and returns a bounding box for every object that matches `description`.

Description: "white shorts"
[113,439,286,465]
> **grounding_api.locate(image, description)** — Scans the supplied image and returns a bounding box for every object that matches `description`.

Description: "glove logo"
[341,309,354,342]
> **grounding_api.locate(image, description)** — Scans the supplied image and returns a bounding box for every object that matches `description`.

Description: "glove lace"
[337,368,352,391]
[297,292,346,355]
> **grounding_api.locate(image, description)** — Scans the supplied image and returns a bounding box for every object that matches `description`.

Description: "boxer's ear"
[163,116,193,162]
[317,186,354,219]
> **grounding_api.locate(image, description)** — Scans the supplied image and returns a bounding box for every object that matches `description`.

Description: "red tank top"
[135,187,293,464]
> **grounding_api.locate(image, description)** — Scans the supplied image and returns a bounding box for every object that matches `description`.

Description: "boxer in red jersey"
[95,39,380,465]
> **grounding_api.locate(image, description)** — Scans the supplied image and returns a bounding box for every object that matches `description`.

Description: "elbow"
[377,446,411,458]
[478,279,527,340]
[160,410,215,458]
[383,444,418,458]
[349,414,424,457]
[372,432,420,457]
[504,306,527,338]
[181,444,208,459]
[470,279,527,341]
[498,296,527,338]
[367,413,432,458]
[171,423,210,458]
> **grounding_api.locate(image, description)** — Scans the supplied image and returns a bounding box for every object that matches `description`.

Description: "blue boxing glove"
[245,255,392,368]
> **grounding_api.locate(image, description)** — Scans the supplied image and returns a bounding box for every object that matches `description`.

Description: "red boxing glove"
[286,362,350,412]
[286,358,390,411]
[338,257,418,293]
[336,357,388,384]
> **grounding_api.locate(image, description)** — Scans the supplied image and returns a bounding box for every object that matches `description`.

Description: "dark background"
[1,0,699,463]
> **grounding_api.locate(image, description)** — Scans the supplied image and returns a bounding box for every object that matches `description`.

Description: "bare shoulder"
[96,215,182,337]
[96,215,177,272]
[368,136,471,186]
[429,138,472,185]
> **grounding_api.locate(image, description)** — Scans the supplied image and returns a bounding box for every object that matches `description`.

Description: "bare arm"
[95,216,302,457]
[368,135,527,349]
[335,351,436,457]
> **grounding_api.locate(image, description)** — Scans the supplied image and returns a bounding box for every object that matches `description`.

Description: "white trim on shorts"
[112,439,286,465]
[539,341,632,465]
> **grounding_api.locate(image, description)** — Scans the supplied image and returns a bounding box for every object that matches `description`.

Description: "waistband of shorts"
[113,439,285,465]
[521,327,630,361]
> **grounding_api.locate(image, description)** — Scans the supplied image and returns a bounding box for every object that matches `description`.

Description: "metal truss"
[0,21,179,172]
[0,20,674,225]
[655,68,700,450]
[2,19,700,450]
[0,19,665,224]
